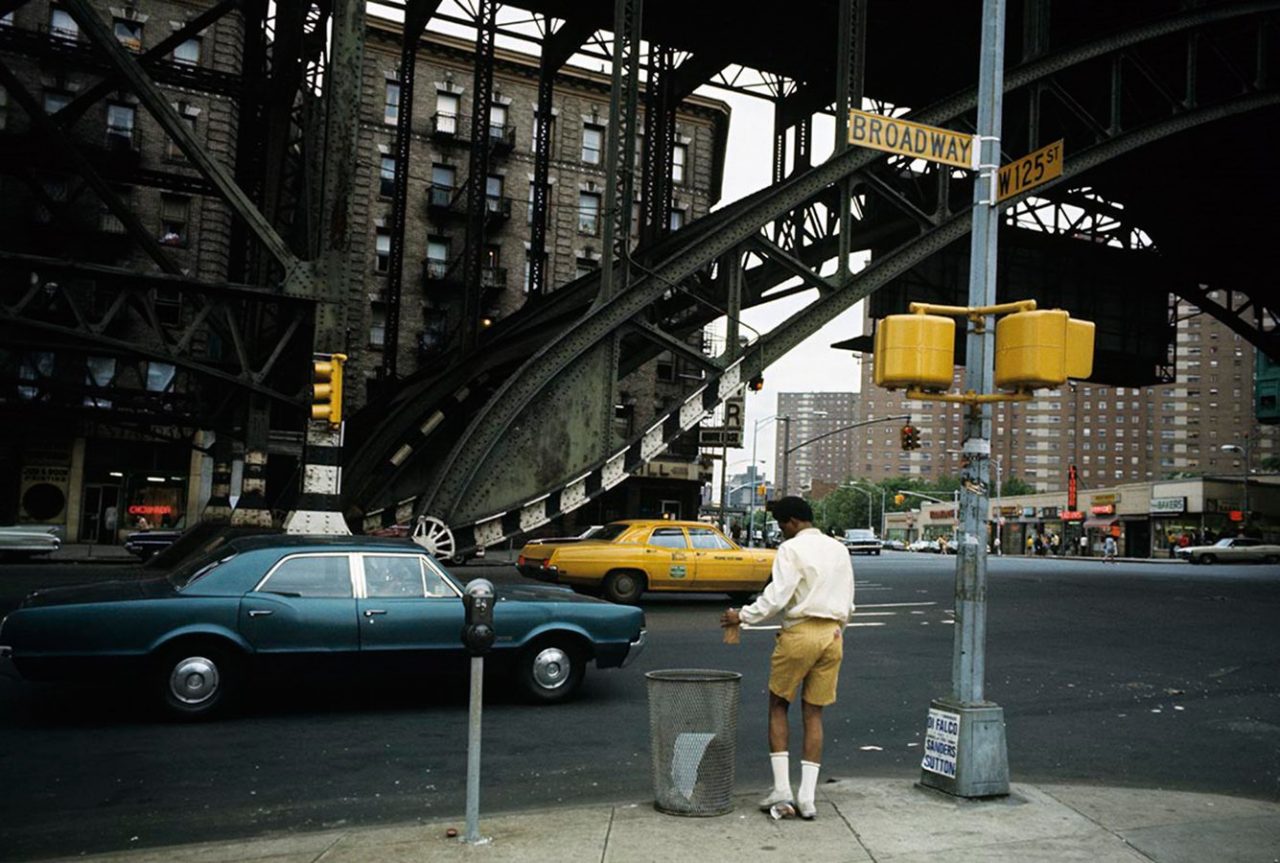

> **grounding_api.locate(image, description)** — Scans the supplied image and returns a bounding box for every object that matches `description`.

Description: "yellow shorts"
[768,618,845,706]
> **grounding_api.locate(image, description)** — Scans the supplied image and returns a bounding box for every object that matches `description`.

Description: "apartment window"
[485,175,503,212]
[434,92,459,134]
[630,202,641,238]
[374,229,391,273]
[1,10,13,26]
[50,7,78,39]
[656,351,676,382]
[425,237,450,279]
[370,305,386,347]
[173,37,200,65]
[581,124,604,165]
[672,143,687,183]
[159,195,190,246]
[530,111,555,153]
[575,257,598,279]
[379,155,396,197]
[168,105,197,160]
[578,191,601,235]
[383,81,400,125]
[114,18,142,51]
[527,183,537,225]
[488,103,507,140]
[44,90,71,115]
[669,207,686,231]
[106,103,136,149]
[523,251,533,293]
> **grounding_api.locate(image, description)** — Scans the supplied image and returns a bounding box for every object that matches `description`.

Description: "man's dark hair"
[772,495,813,525]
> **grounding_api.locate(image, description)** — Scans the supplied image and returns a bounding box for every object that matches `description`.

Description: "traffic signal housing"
[874,314,956,391]
[907,425,920,449]
[894,494,906,506]
[312,353,346,426]
[748,375,764,392]
[994,309,1095,389]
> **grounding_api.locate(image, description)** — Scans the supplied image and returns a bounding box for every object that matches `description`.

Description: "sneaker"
[758,788,794,811]
[796,800,817,820]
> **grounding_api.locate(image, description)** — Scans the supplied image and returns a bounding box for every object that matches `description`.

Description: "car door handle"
[364,609,387,617]
[248,609,273,618]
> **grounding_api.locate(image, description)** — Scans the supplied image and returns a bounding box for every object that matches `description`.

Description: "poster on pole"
[921,708,960,778]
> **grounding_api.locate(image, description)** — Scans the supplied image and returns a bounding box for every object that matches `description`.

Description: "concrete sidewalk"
[32,779,1280,863]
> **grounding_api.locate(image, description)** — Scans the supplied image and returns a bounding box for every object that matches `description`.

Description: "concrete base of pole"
[919,697,1009,798]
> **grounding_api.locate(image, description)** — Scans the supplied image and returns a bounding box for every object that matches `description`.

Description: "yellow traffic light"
[873,314,956,391]
[894,494,906,505]
[994,310,1095,389]
[312,353,346,425]
[757,483,767,498]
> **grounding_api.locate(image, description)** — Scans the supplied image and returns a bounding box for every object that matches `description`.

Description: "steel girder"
[346,2,1280,555]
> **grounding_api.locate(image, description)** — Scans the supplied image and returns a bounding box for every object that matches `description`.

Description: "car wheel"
[603,570,645,605]
[156,642,237,720]
[516,638,585,704]
[1200,554,1216,565]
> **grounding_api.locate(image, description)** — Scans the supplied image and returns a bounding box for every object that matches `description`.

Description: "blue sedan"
[0,535,647,718]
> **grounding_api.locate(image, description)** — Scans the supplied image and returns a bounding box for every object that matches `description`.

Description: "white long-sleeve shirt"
[739,528,855,629]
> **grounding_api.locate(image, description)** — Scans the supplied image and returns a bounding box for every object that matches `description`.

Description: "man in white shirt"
[721,496,855,820]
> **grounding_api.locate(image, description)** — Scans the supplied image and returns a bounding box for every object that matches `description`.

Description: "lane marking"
[859,601,937,608]
[853,611,898,617]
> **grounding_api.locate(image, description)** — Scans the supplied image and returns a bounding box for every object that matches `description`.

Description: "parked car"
[517,520,775,604]
[882,539,907,551]
[1173,537,1280,565]
[908,538,938,553]
[0,525,61,559]
[0,535,646,718]
[123,529,183,561]
[843,529,883,555]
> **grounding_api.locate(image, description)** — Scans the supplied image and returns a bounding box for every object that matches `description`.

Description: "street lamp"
[848,481,886,533]
[1220,442,1250,526]
[841,482,874,529]
[749,414,788,547]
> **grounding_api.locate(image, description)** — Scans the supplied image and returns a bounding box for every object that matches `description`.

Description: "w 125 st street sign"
[997,139,1064,202]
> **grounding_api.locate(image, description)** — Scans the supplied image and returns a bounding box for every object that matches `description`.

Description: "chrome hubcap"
[169,656,219,704]
[531,647,570,689]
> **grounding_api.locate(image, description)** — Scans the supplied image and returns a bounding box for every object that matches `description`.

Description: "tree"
[1000,476,1034,496]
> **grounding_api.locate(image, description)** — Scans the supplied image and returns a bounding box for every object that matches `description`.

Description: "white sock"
[798,760,820,807]
[770,751,792,797]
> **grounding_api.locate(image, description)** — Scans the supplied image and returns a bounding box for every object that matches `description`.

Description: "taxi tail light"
[517,554,526,566]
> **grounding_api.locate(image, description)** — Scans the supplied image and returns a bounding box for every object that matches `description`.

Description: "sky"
[697,91,868,492]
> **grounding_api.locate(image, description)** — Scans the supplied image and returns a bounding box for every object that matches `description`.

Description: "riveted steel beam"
[460,0,497,354]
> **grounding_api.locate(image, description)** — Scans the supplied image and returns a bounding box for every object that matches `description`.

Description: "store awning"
[1082,517,1119,529]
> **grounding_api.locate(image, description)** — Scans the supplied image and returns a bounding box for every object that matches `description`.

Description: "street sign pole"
[921,0,1011,798]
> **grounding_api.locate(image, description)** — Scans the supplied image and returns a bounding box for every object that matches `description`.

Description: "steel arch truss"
[354,3,1280,555]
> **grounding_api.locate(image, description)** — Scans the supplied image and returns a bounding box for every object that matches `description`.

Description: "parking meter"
[461,579,496,656]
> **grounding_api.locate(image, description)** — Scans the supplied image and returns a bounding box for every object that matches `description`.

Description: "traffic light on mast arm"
[899,424,921,451]
[312,353,347,426]
[748,375,764,392]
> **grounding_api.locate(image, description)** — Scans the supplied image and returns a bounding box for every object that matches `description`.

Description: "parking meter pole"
[464,655,484,844]
[920,0,1009,799]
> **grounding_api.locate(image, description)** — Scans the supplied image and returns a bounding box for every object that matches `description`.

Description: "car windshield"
[167,547,238,590]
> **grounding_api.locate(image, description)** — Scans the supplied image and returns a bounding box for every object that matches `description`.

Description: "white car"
[1174,537,1280,565]
[843,529,883,555]
[0,525,61,559]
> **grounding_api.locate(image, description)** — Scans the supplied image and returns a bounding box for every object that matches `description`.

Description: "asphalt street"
[0,553,1277,861]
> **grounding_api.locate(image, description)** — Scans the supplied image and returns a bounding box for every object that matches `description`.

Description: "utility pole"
[919,0,1010,799]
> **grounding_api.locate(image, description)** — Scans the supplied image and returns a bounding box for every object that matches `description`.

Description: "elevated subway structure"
[1,0,1278,548]
[348,0,1280,558]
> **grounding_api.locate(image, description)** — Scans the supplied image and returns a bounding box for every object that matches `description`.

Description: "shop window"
[159,195,189,246]
[173,37,200,65]
[114,18,142,51]
[581,124,603,165]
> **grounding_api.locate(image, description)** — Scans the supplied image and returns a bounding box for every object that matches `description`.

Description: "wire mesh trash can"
[646,669,741,816]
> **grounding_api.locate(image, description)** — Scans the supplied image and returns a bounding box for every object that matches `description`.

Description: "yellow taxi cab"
[516,520,775,604]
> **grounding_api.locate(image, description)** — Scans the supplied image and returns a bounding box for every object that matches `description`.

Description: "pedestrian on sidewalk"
[1103,534,1117,563]
[721,496,855,821]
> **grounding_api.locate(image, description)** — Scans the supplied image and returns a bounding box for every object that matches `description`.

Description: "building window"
[50,7,78,40]
[384,81,400,125]
[435,92,459,134]
[430,164,455,207]
[669,207,686,231]
[578,191,601,235]
[672,143,687,183]
[425,237,450,279]
[486,174,504,212]
[159,195,190,246]
[489,103,507,141]
[370,305,386,348]
[379,155,396,197]
[106,103,136,149]
[0,86,7,131]
[43,90,71,115]
[173,37,200,65]
[374,229,391,273]
[113,18,142,51]
[168,105,197,160]
[581,124,603,165]
[1,10,13,26]
[630,202,640,238]
[523,251,532,293]
[575,257,598,279]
